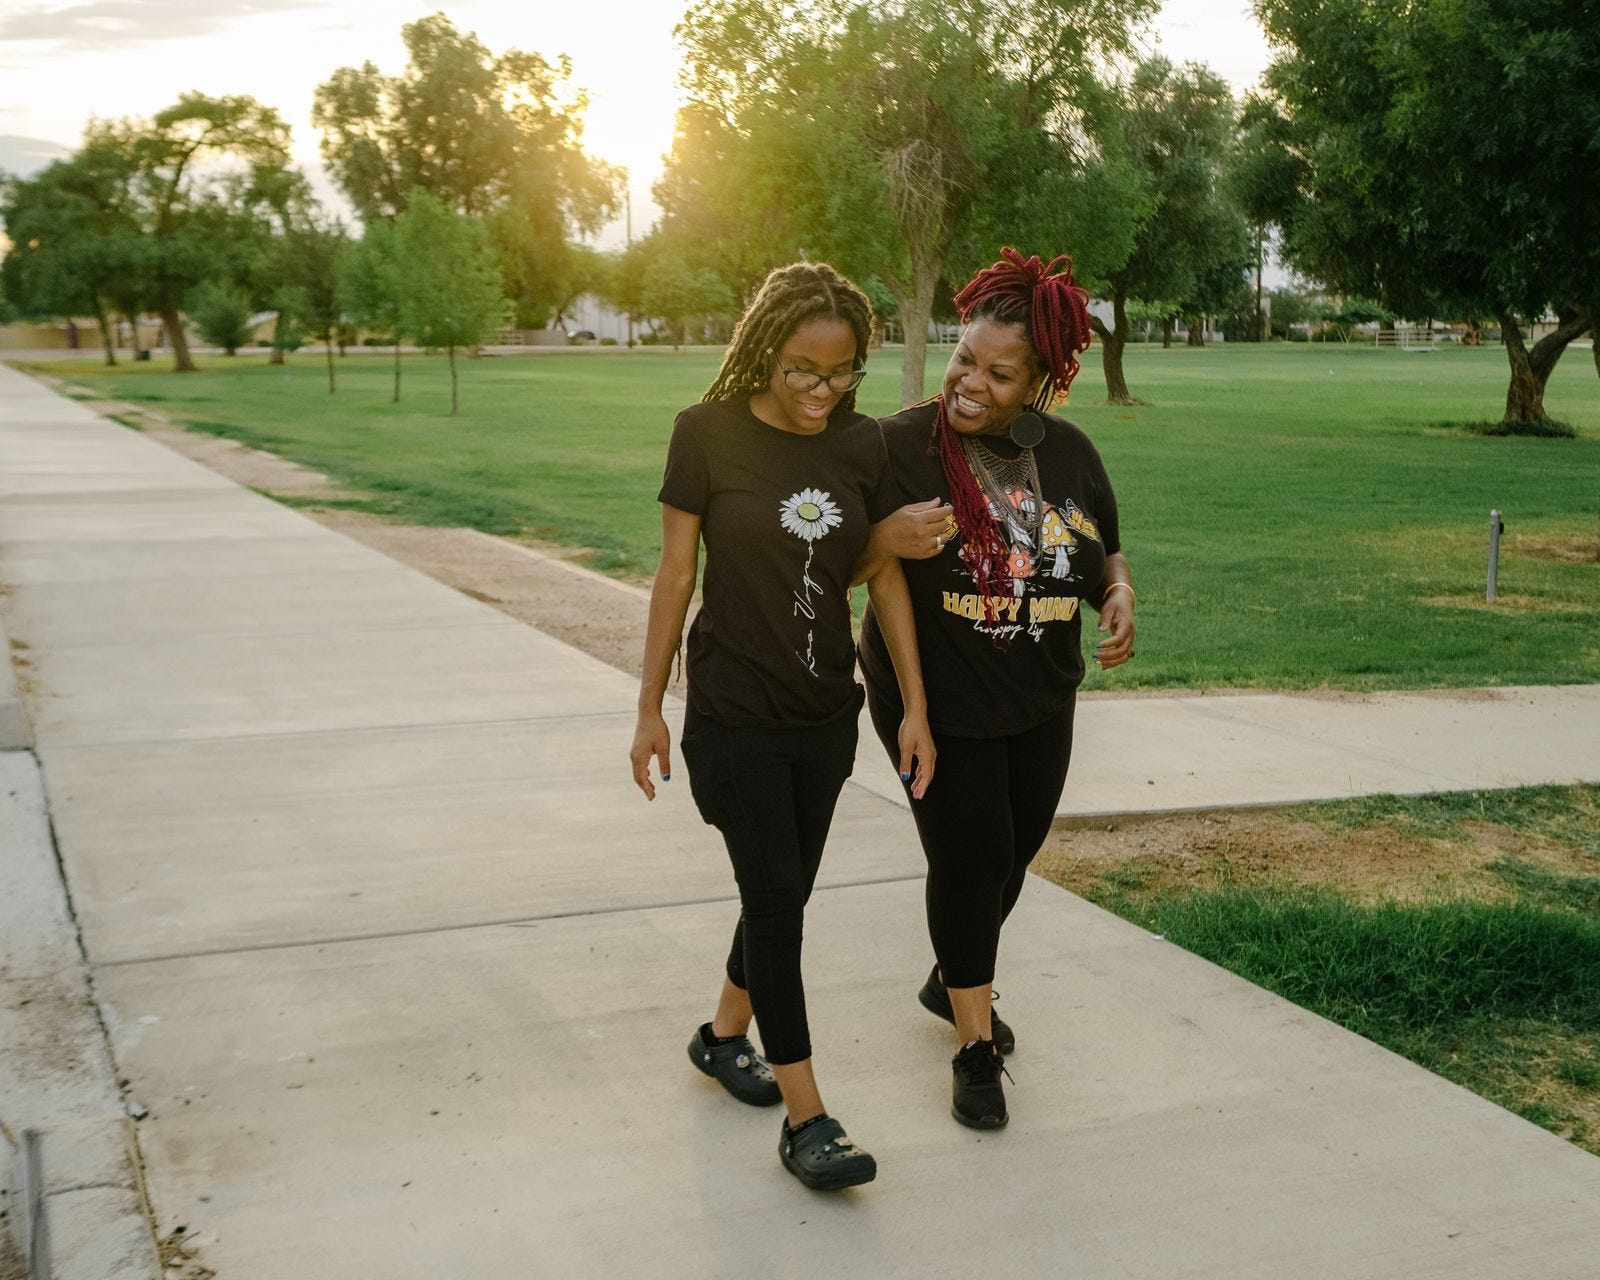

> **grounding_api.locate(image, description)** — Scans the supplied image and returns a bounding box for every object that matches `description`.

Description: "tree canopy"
[313,13,621,328]
[392,190,507,415]
[0,137,147,363]
[663,0,1154,406]
[1071,58,1251,400]
[1247,0,1600,422]
[106,93,293,371]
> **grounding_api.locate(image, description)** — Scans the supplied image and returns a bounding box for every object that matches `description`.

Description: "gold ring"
[941,516,958,538]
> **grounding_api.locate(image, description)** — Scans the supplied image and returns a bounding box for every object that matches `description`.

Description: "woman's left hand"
[1093,593,1135,670]
[897,711,936,800]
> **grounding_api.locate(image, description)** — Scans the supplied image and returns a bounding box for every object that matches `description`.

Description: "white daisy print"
[778,488,843,542]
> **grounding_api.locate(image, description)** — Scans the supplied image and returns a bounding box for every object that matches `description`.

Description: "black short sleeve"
[858,405,1122,737]
[658,408,710,515]
[863,423,898,524]
[1088,444,1120,557]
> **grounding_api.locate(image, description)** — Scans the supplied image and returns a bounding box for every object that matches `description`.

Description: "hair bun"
[954,246,1093,404]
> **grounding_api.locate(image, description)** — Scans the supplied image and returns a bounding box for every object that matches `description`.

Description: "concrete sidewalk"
[3,362,1599,1278]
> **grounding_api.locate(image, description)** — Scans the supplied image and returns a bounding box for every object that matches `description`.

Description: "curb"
[0,614,30,751]
[0,751,161,1278]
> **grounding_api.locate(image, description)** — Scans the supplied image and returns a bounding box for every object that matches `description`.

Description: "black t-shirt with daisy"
[659,398,896,729]
[859,401,1121,739]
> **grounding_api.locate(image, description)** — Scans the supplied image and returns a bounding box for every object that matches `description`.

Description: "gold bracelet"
[1102,582,1135,606]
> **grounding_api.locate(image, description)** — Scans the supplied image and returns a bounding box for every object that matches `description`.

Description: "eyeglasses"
[774,360,867,394]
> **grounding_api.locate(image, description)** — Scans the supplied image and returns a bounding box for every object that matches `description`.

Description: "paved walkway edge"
[0,747,160,1279]
[0,614,29,751]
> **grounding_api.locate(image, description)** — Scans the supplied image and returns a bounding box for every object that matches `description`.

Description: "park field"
[24,340,1600,691]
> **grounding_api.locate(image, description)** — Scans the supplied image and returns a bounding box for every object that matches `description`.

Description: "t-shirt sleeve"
[1087,442,1121,557]
[657,409,710,514]
[864,421,899,524]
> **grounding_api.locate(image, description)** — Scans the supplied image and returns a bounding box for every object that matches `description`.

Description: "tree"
[640,256,734,348]
[1264,285,1317,340]
[667,0,1153,407]
[392,190,507,415]
[1072,58,1252,402]
[548,244,619,331]
[113,95,293,372]
[1325,298,1391,344]
[1249,0,1600,423]
[281,216,349,392]
[0,139,147,364]
[187,280,253,354]
[313,14,620,327]
[341,220,406,401]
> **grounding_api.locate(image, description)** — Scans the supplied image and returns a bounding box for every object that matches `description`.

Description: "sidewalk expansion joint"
[91,873,928,968]
[39,707,638,751]
[27,616,522,653]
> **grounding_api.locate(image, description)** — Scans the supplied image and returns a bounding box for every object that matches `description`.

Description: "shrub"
[188,281,254,355]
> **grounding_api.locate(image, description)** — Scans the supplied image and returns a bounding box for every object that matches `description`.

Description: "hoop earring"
[1009,410,1047,448]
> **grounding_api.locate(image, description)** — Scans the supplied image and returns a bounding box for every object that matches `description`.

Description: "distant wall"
[0,323,68,350]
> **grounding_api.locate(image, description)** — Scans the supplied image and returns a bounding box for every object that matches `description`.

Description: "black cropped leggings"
[869,693,1076,989]
[679,702,858,1065]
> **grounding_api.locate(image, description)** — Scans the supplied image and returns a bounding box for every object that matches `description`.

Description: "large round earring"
[1009,410,1046,448]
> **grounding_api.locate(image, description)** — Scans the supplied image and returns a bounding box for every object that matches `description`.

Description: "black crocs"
[779,1115,877,1190]
[688,1023,782,1107]
[918,965,1016,1054]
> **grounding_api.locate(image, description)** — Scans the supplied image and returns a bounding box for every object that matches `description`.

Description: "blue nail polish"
[901,771,910,782]
[663,773,671,781]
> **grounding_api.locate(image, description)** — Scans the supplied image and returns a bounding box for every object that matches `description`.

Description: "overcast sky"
[0,0,1274,245]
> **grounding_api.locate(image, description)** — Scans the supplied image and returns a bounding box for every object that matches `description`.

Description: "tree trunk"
[1161,317,1173,349]
[896,261,941,409]
[393,341,402,404]
[1090,292,1143,405]
[1498,308,1591,422]
[325,338,336,394]
[1254,227,1265,342]
[159,305,196,372]
[93,304,117,367]
[449,344,459,416]
[1185,313,1205,347]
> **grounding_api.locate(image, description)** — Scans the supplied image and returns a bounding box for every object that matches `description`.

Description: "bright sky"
[0,0,1274,246]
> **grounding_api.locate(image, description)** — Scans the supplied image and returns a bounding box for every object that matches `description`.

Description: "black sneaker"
[917,965,1016,1054]
[951,1039,1010,1129]
[688,1023,781,1107]
[779,1115,877,1190]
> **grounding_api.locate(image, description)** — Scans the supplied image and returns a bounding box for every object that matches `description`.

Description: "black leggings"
[679,701,858,1065]
[869,694,1076,989]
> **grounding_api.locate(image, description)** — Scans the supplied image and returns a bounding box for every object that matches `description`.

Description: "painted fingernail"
[901,771,911,782]
[662,773,671,781]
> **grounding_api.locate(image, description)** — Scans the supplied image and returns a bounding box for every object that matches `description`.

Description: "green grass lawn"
[24,340,1600,691]
[1048,784,1600,1154]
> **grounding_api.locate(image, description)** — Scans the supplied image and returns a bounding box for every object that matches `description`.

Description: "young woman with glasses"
[630,261,934,1190]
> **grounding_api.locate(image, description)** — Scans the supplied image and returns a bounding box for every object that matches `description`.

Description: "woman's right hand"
[630,711,672,801]
[874,498,956,561]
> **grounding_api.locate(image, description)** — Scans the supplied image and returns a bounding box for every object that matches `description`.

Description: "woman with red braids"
[856,247,1135,1130]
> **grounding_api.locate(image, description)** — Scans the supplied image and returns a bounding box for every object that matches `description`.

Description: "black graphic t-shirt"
[660,398,896,729]
[859,401,1121,738]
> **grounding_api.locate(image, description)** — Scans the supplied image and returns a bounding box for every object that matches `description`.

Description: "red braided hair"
[934,248,1094,619]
